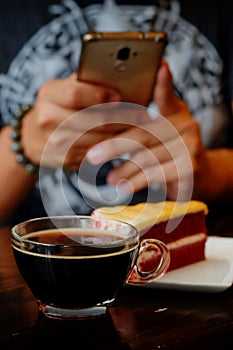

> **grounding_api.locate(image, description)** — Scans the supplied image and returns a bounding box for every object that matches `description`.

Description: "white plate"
[144,237,233,293]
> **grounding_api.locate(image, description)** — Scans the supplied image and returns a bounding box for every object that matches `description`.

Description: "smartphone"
[77,31,167,106]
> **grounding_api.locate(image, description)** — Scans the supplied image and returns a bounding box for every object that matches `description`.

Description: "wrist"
[10,105,39,175]
[193,149,233,203]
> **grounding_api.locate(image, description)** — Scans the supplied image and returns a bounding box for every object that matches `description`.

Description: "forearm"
[193,148,233,203]
[0,126,37,223]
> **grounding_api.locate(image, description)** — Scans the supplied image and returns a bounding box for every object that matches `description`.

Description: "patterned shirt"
[0,0,232,223]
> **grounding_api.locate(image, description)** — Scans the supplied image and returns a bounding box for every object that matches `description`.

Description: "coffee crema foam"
[12,228,138,259]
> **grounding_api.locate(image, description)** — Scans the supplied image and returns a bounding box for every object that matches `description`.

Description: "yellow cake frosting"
[92,201,208,232]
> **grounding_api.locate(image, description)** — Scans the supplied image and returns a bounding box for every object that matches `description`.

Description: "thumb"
[153,61,187,116]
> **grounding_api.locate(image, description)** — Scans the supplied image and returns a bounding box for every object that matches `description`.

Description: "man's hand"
[86,61,206,201]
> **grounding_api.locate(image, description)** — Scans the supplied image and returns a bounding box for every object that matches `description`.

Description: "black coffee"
[13,229,138,309]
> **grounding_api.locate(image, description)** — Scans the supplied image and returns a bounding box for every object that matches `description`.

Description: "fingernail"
[107,172,117,185]
[118,180,133,194]
[86,146,104,164]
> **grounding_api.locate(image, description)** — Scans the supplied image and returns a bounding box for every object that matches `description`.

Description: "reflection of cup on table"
[11,216,170,320]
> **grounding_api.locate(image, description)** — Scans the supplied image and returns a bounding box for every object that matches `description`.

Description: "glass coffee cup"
[11,216,170,320]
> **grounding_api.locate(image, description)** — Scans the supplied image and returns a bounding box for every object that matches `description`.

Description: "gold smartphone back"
[78,31,167,106]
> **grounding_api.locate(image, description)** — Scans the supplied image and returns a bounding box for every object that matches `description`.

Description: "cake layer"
[166,233,207,271]
[92,201,208,274]
[128,233,207,283]
[141,212,207,243]
[93,201,208,234]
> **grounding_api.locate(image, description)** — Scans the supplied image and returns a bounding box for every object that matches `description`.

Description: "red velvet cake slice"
[92,201,208,273]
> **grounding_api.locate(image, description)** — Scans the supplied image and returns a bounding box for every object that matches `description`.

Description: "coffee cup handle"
[127,239,170,285]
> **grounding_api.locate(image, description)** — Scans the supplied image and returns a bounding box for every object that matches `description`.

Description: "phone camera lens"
[117,47,130,61]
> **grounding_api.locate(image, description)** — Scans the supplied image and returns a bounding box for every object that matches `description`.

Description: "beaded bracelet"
[10,105,39,175]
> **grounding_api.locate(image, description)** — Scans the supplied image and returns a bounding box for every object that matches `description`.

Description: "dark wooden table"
[1,207,233,349]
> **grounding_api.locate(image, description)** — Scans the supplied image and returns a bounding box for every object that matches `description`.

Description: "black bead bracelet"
[10,105,39,175]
